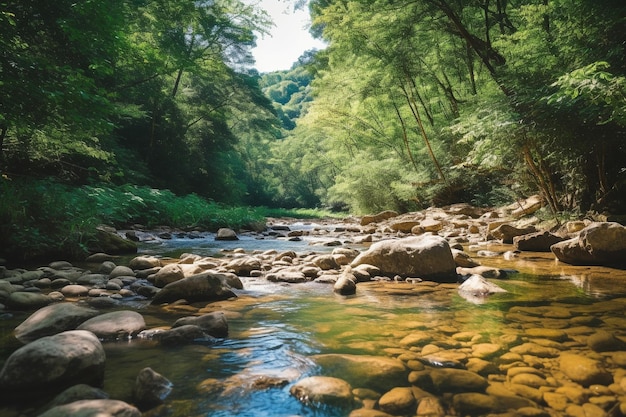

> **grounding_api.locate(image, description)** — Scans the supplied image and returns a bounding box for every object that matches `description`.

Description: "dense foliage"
[0,0,279,202]
[268,0,626,214]
[0,179,270,261]
[260,62,315,130]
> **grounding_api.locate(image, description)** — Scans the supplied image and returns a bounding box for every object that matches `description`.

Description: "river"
[2,221,626,416]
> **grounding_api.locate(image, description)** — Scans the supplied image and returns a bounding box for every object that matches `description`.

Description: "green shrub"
[0,179,268,262]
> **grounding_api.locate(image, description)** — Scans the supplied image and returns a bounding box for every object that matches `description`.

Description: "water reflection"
[4,238,626,416]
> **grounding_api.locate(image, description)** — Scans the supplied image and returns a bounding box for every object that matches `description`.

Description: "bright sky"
[248,0,326,73]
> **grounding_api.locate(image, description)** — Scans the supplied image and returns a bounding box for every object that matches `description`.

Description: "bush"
[0,178,267,263]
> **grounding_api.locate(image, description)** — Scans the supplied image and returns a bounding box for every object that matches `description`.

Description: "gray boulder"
[89,228,137,255]
[351,235,457,281]
[0,330,105,397]
[150,272,237,305]
[154,325,217,346]
[172,311,228,338]
[46,384,109,408]
[133,367,173,410]
[37,399,140,417]
[77,311,146,341]
[514,231,566,252]
[216,228,238,241]
[14,303,99,343]
[5,291,52,310]
[551,222,626,266]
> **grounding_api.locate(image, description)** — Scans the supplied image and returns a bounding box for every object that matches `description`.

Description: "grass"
[0,177,345,262]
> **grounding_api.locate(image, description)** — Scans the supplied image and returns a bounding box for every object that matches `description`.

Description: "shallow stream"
[2,226,626,417]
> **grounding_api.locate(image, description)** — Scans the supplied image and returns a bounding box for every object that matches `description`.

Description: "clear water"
[2,234,626,417]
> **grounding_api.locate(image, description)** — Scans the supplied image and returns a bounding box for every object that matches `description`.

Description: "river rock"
[128,256,161,270]
[76,273,107,286]
[313,254,340,270]
[491,224,537,244]
[5,291,52,310]
[332,247,360,265]
[150,271,237,305]
[352,264,380,282]
[458,275,507,303]
[586,330,626,352]
[152,264,185,287]
[85,253,116,264]
[452,249,480,267]
[14,303,99,343]
[77,311,146,340]
[90,228,137,255]
[266,269,309,283]
[551,222,626,266]
[225,257,262,276]
[290,376,353,406]
[109,265,135,278]
[559,353,612,387]
[514,231,566,252]
[154,324,217,346]
[172,311,228,338]
[452,392,537,416]
[61,284,90,297]
[378,387,416,415]
[0,330,105,397]
[133,367,173,410]
[312,354,407,392]
[428,368,489,393]
[37,399,140,417]
[390,220,421,233]
[351,235,457,281]
[361,210,399,226]
[216,228,238,241]
[46,384,109,408]
[333,267,357,295]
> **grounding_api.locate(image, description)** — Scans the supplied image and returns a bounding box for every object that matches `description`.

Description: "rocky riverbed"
[2,199,626,417]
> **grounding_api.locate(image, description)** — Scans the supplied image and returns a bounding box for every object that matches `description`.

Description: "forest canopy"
[266,0,626,215]
[1,0,625,217]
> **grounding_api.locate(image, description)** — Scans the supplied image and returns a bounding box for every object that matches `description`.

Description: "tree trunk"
[401,84,447,182]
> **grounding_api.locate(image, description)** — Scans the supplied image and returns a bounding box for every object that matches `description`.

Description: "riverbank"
[2,202,626,417]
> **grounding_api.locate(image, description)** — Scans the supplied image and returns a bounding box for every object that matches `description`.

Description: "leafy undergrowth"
[0,178,339,263]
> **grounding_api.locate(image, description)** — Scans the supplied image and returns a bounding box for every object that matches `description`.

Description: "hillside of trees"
[1,0,626,260]
[267,0,626,215]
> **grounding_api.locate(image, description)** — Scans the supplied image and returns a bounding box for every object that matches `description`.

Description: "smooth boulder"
[312,354,407,392]
[351,235,457,281]
[133,367,173,410]
[0,330,106,397]
[14,303,99,343]
[458,275,507,304]
[290,376,353,406]
[172,311,228,338]
[150,272,237,305]
[77,311,146,340]
[551,222,626,266]
[37,399,140,417]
